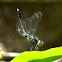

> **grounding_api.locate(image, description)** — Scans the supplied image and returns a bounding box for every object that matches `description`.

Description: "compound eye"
[38,40,43,47]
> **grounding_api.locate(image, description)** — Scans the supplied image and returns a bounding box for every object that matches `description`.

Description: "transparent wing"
[16,19,27,36]
[16,12,42,36]
[24,12,42,35]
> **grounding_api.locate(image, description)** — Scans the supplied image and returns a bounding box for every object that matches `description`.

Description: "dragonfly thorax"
[25,35,38,45]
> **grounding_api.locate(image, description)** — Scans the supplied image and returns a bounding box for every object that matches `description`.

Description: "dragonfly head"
[37,40,43,47]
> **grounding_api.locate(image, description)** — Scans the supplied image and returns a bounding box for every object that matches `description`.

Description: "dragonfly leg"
[35,46,38,51]
[30,45,33,51]
[35,44,39,50]
[37,46,39,49]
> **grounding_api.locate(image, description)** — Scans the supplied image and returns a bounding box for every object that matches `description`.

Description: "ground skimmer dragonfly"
[16,8,43,51]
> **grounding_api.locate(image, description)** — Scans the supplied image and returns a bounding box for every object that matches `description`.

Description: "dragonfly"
[16,8,43,51]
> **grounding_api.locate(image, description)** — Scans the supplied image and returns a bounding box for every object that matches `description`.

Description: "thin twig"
[0,52,20,61]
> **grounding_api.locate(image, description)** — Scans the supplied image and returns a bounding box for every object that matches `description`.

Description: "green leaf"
[10,46,62,62]
[0,48,5,59]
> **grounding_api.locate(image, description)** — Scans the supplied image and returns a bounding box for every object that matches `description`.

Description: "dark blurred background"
[0,0,62,52]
